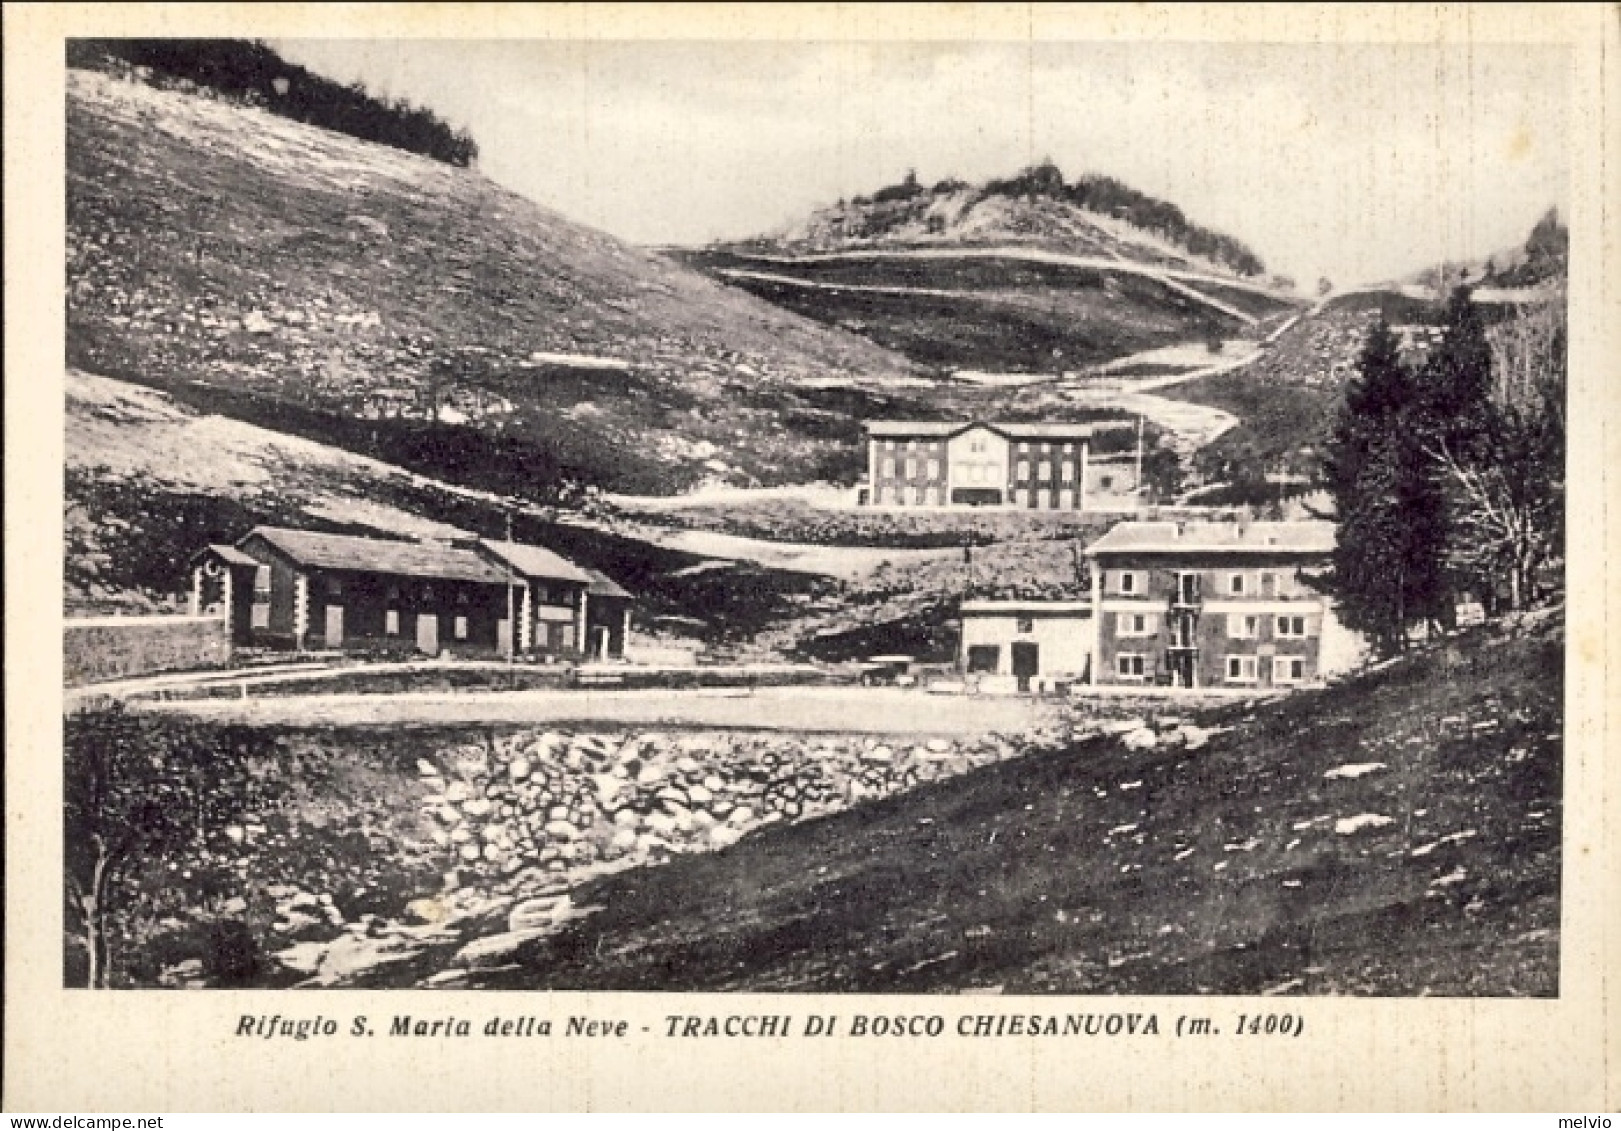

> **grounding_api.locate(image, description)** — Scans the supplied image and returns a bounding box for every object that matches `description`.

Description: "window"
[905,458,917,478]
[535,622,550,648]
[1118,612,1157,637]
[1225,655,1259,684]
[1229,573,1248,595]
[966,645,999,673]
[907,440,918,452]
[326,577,343,596]
[385,609,400,636]
[1038,461,1051,481]
[453,615,469,640]
[253,565,271,594]
[1100,476,1114,491]
[882,458,895,477]
[923,487,938,506]
[884,440,896,451]
[561,625,575,649]
[1036,489,1051,509]
[1227,614,1259,639]
[1061,462,1074,482]
[1058,489,1074,509]
[927,459,939,478]
[1117,654,1147,680]
[1117,571,1137,595]
[1014,489,1028,506]
[970,437,986,453]
[1273,656,1306,684]
[912,486,925,505]
[1276,615,1308,638]
[1017,460,1030,481]
[251,602,270,629]
[1016,616,1034,634]
[1019,442,1030,454]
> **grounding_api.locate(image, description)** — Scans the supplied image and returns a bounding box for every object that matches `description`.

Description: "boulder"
[543,820,581,840]
[453,929,547,969]
[508,758,531,780]
[1121,728,1158,752]
[611,808,641,829]
[709,826,743,849]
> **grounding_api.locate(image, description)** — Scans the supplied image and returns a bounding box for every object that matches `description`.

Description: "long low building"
[189,526,632,660]
[863,420,1137,510]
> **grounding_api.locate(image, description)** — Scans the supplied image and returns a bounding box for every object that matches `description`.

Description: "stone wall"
[64,614,230,686]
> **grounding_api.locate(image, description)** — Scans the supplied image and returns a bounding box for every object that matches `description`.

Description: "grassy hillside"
[464,614,1561,994]
[65,69,927,496]
[679,171,1301,374]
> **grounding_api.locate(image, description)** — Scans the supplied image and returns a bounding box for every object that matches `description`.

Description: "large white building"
[863,420,1138,510]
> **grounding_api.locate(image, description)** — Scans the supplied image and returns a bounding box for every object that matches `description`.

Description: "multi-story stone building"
[1083,519,1361,689]
[863,421,1134,509]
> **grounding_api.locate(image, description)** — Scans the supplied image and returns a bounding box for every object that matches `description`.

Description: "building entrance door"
[416,613,439,655]
[324,605,344,648]
[1011,642,1040,693]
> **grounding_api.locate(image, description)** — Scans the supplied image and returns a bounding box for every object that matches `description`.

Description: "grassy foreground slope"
[475,615,1562,995]
[66,69,924,495]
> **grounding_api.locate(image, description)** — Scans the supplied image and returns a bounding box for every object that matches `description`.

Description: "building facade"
[1084,520,1359,689]
[958,600,1093,692]
[190,527,631,660]
[865,421,1121,510]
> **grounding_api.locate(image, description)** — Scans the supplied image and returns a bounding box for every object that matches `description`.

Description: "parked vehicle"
[857,655,917,688]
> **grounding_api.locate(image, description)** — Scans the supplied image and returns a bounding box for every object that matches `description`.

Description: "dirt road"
[143,684,1071,733]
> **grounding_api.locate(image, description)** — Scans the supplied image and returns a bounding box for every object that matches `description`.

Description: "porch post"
[190,566,202,617]
[576,589,589,658]
[621,606,631,658]
[1079,442,1090,513]
[517,583,533,653]
[221,568,234,630]
[293,573,309,650]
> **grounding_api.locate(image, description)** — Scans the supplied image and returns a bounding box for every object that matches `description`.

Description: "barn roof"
[195,543,260,568]
[584,569,633,600]
[477,539,593,584]
[1085,520,1336,556]
[240,527,509,584]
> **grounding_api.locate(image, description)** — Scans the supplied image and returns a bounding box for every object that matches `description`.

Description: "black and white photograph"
[10,1,1618,1114]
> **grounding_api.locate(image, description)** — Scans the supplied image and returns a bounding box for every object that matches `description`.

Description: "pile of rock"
[414,729,1021,894]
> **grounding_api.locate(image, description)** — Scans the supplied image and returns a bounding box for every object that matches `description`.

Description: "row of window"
[1115,612,1311,637]
[879,458,1084,483]
[1109,570,1300,597]
[1115,654,1306,684]
[875,486,1085,508]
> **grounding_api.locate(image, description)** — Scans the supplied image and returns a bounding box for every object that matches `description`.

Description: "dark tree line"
[851,160,1267,277]
[68,38,479,168]
[1327,283,1565,656]
[984,161,1267,276]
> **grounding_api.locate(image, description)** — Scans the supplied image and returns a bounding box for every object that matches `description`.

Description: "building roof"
[584,569,633,600]
[961,600,1093,615]
[865,420,1098,441]
[1084,520,1336,557]
[196,543,260,568]
[477,539,593,584]
[240,527,510,584]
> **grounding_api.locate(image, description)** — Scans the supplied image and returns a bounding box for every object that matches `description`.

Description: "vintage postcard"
[6,2,1618,1112]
